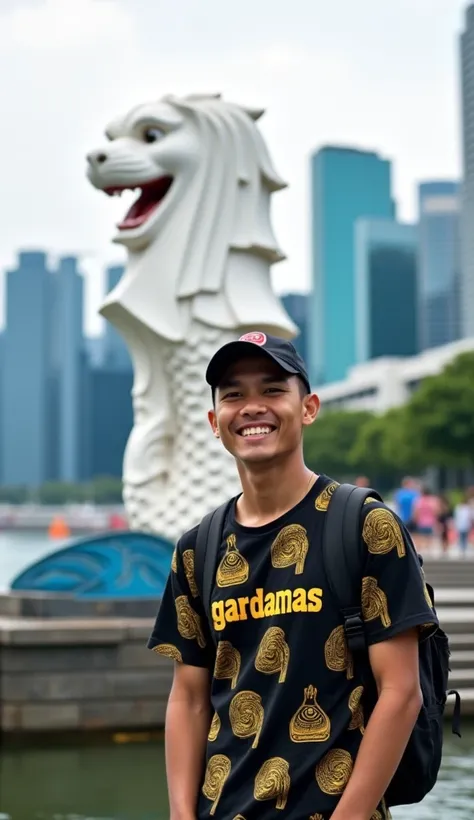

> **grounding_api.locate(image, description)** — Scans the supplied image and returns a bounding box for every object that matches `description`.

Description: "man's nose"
[240,400,267,416]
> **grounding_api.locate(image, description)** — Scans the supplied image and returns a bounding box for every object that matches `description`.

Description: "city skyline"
[0,0,467,334]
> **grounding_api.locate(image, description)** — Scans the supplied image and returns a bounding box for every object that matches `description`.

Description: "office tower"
[1,251,56,485]
[309,147,394,385]
[281,293,309,362]
[418,182,461,350]
[104,264,132,371]
[55,256,86,482]
[88,368,133,478]
[355,219,418,363]
[460,4,474,338]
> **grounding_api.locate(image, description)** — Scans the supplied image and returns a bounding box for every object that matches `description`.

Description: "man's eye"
[223,392,240,399]
[265,387,283,393]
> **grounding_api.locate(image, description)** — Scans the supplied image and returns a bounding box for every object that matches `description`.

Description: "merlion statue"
[87,93,297,542]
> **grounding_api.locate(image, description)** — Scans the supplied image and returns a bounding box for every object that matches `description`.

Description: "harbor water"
[0,532,473,818]
[0,728,473,819]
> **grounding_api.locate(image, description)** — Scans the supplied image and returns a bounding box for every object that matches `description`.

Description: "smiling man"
[148,332,437,820]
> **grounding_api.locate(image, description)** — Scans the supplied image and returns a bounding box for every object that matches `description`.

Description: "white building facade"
[314,337,474,414]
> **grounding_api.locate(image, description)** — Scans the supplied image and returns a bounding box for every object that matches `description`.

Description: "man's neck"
[235,454,318,528]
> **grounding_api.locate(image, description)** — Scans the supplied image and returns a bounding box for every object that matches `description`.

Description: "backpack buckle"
[343,612,366,655]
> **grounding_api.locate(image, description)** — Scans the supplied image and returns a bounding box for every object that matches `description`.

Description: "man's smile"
[236,422,278,440]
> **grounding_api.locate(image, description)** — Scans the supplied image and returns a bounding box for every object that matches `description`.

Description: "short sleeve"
[360,501,438,647]
[147,527,214,668]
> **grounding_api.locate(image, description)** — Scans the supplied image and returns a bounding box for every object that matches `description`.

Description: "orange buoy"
[48,516,71,540]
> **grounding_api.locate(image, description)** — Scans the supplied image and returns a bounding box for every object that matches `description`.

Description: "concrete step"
[432,588,474,607]
[437,607,474,632]
[449,650,474,669]
[447,668,474,689]
[423,559,474,581]
[446,633,474,650]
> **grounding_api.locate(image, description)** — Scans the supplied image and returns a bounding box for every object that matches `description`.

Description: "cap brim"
[206,341,300,389]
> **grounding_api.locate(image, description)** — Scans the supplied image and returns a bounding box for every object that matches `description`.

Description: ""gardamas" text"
[211,586,323,632]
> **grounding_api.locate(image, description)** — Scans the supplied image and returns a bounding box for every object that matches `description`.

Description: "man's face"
[208,355,319,465]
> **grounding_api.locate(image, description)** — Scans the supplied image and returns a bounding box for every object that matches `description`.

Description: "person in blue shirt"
[393,477,420,532]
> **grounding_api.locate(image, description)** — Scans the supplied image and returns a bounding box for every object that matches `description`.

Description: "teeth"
[242,426,272,437]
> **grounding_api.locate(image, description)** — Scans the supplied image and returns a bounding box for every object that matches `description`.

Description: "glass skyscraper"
[2,252,56,485]
[355,219,418,363]
[418,182,461,350]
[460,4,474,338]
[281,293,309,363]
[309,146,394,385]
[56,256,86,482]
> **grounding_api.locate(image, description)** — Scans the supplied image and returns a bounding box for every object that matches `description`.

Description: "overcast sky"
[0,0,468,334]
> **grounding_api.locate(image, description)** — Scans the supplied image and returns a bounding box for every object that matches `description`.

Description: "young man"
[148,333,437,820]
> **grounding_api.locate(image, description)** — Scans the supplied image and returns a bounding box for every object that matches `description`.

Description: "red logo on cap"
[239,331,267,346]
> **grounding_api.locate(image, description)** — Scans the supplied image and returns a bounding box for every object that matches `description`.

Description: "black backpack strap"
[195,499,234,636]
[322,483,383,655]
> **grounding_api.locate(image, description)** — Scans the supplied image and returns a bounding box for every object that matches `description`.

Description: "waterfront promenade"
[0,557,473,734]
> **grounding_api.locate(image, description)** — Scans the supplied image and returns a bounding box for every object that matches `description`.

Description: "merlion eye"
[143,127,166,143]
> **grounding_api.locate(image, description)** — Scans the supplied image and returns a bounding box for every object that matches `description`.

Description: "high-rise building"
[418,182,461,350]
[460,5,474,338]
[104,265,132,371]
[55,256,87,482]
[1,251,56,485]
[310,146,394,385]
[87,368,133,478]
[355,219,418,363]
[281,293,309,362]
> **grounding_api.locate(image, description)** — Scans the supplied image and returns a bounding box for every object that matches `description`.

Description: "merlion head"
[87,93,287,269]
[87,93,297,339]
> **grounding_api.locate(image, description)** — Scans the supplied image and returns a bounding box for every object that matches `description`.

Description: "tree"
[304,410,373,478]
[349,406,426,486]
[37,482,86,504]
[404,351,474,468]
[86,476,124,504]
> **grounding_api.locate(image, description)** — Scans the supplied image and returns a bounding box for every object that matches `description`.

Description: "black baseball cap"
[205,331,311,393]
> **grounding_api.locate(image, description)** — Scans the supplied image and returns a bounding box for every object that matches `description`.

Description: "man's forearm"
[331,687,422,820]
[165,695,211,820]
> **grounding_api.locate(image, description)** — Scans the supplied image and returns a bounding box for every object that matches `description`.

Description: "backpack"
[194,484,462,809]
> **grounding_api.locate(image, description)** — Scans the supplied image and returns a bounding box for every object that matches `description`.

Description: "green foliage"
[304,351,474,485]
[0,477,123,505]
[403,351,474,468]
[0,485,29,503]
[303,410,373,479]
[37,482,87,504]
[86,476,124,504]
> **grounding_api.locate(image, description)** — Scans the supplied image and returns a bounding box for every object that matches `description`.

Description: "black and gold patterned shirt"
[148,475,438,820]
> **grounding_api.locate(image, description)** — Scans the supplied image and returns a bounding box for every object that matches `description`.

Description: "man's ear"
[302,392,320,427]
[208,409,220,437]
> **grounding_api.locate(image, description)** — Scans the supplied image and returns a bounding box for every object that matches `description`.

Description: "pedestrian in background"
[412,487,440,552]
[437,495,452,556]
[394,477,420,536]
[453,492,472,557]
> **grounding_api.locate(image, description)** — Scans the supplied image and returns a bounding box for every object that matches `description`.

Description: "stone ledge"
[1,668,173,702]
[0,617,153,645]
[0,640,158,672]
[1,698,167,732]
[0,592,160,620]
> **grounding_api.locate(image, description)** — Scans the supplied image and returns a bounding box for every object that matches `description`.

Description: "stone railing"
[1,573,474,734]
